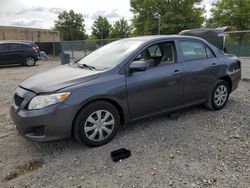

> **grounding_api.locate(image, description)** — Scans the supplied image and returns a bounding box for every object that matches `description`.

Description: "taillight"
[32,47,38,53]
[237,60,241,68]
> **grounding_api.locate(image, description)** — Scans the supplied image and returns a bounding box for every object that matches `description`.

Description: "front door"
[126,41,184,119]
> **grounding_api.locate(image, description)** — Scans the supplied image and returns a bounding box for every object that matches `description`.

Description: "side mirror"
[129,60,148,73]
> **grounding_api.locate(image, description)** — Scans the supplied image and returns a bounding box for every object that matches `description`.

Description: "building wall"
[0,26,60,42]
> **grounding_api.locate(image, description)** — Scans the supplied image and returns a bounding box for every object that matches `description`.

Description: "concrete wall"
[240,58,250,80]
[0,26,60,42]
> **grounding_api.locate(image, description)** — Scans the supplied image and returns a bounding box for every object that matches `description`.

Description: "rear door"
[178,39,219,103]
[8,43,23,64]
[126,40,184,119]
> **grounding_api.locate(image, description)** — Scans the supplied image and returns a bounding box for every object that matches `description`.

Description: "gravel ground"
[0,58,249,188]
[241,58,250,80]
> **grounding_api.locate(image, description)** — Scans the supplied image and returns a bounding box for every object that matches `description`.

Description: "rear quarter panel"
[22,44,39,61]
[216,54,241,92]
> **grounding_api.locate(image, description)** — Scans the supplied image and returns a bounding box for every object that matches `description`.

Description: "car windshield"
[77,40,143,69]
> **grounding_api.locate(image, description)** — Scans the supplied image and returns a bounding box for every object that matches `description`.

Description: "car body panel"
[7,46,23,64]
[181,56,220,102]
[126,63,184,119]
[20,65,101,93]
[10,87,74,140]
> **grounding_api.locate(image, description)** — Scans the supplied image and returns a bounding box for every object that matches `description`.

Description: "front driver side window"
[135,41,176,69]
[0,44,9,52]
[148,45,162,57]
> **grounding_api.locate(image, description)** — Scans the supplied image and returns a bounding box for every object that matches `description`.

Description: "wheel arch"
[71,97,126,137]
[219,75,232,93]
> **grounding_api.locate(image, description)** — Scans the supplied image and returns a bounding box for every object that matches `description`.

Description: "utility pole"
[212,17,215,28]
[101,19,103,40]
[158,16,161,35]
[101,18,104,46]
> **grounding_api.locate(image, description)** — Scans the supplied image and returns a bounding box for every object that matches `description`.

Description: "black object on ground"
[60,53,70,65]
[111,148,131,162]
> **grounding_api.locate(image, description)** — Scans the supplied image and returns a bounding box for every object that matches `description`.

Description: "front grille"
[14,94,24,106]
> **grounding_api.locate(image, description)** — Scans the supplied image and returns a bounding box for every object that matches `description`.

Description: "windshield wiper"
[77,63,96,70]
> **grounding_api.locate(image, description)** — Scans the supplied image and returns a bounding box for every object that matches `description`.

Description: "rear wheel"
[73,101,120,147]
[24,56,36,66]
[205,80,229,110]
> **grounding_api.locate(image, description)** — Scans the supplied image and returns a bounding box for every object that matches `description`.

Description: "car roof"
[0,40,35,45]
[120,35,205,43]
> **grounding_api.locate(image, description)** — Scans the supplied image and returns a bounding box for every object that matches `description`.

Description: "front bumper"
[10,87,75,142]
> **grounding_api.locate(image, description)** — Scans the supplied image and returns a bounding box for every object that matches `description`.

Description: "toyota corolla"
[10,35,241,147]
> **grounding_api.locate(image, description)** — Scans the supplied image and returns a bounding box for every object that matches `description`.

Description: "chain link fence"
[225,30,250,57]
[61,39,119,60]
[59,30,250,59]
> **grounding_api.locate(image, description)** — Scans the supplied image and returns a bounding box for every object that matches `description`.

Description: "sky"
[0,0,216,34]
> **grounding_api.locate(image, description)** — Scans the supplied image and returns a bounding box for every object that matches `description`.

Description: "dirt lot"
[0,58,249,188]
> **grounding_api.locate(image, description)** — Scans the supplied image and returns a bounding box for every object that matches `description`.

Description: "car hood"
[19,65,100,93]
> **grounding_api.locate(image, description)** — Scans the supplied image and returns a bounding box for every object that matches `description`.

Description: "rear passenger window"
[180,41,214,61]
[9,44,22,50]
[21,44,32,49]
[206,47,215,58]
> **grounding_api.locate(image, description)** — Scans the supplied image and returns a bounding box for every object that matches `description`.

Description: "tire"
[73,101,120,147]
[24,56,36,67]
[205,80,229,110]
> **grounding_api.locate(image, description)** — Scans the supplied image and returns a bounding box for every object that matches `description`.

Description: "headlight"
[28,92,70,110]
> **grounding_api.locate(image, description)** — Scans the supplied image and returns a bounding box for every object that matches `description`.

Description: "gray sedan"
[10,35,241,146]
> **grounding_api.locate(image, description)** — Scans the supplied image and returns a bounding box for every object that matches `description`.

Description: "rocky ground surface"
[0,58,249,188]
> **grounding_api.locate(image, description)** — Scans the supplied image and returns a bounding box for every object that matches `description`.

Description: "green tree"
[91,16,112,39]
[110,18,132,38]
[54,10,86,40]
[130,0,205,35]
[206,0,250,30]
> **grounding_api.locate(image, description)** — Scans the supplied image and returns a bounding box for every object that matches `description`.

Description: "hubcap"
[26,57,35,66]
[84,110,115,141]
[214,85,228,106]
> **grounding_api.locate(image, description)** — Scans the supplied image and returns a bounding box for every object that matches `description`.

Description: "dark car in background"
[20,41,40,55]
[10,35,241,147]
[0,41,39,66]
[4,40,40,54]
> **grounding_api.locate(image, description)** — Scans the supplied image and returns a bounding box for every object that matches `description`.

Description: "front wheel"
[205,80,229,110]
[24,56,36,66]
[73,101,120,147]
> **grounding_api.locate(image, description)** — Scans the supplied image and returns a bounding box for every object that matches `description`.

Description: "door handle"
[212,62,216,66]
[173,70,182,75]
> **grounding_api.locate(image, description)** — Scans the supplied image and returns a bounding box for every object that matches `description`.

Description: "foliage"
[206,0,250,30]
[91,16,112,39]
[110,18,132,38]
[54,10,86,41]
[130,0,205,35]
